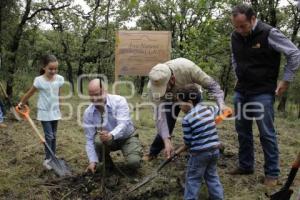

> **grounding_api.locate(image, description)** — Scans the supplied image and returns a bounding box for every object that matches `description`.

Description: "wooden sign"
[115,31,171,77]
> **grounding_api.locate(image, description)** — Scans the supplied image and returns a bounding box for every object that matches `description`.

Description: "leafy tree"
[1,0,69,97]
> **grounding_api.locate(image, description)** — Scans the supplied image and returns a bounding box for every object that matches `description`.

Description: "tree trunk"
[61,41,74,94]
[97,52,102,75]
[6,0,32,97]
[219,55,233,100]
[298,103,300,119]
[76,0,101,94]
[66,60,74,94]
[224,63,232,100]
[268,0,277,27]
[77,64,84,94]
[5,0,69,96]
[138,76,146,95]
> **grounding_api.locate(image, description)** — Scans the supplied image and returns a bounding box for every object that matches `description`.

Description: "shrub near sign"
[115,31,171,77]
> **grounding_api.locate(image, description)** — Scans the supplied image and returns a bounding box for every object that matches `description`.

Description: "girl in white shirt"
[19,54,64,170]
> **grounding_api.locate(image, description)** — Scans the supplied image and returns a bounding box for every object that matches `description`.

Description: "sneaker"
[0,123,7,128]
[263,177,278,187]
[228,167,254,175]
[43,159,52,170]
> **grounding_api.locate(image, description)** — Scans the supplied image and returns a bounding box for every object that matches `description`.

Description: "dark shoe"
[263,177,278,187]
[228,167,254,175]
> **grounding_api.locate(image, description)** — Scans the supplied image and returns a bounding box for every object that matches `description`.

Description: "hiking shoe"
[43,159,52,170]
[228,167,254,175]
[263,177,278,187]
[142,154,157,161]
[0,123,7,128]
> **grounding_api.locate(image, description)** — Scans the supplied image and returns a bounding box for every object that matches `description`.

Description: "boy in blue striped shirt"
[177,84,224,200]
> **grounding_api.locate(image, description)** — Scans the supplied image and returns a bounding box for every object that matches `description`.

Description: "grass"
[0,83,299,199]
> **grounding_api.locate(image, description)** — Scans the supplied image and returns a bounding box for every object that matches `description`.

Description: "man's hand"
[99,130,113,142]
[218,103,227,113]
[85,162,97,173]
[220,104,233,115]
[275,80,289,96]
[163,138,174,159]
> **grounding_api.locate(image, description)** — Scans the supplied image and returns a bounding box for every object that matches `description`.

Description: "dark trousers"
[149,102,181,156]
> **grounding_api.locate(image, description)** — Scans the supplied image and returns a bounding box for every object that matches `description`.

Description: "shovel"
[127,107,233,194]
[0,82,21,121]
[127,145,187,194]
[266,152,300,200]
[16,105,72,177]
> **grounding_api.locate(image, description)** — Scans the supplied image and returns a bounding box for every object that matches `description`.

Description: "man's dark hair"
[176,84,202,106]
[232,4,256,21]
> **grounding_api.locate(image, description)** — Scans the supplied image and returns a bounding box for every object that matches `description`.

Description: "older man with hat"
[144,57,226,160]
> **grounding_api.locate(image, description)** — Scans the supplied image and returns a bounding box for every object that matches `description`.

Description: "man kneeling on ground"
[83,79,142,173]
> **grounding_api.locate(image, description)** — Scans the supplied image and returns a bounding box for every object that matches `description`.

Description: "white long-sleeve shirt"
[83,94,135,163]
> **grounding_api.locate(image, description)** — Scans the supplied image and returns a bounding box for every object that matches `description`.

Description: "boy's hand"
[163,138,174,159]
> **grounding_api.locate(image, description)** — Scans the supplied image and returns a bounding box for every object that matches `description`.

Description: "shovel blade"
[268,189,293,200]
[127,172,158,194]
[48,157,72,177]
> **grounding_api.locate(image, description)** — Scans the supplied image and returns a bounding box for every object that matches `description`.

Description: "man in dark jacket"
[229,4,300,187]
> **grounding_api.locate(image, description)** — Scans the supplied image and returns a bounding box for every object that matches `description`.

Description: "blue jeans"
[184,149,223,200]
[41,121,58,160]
[233,92,279,178]
[0,100,5,123]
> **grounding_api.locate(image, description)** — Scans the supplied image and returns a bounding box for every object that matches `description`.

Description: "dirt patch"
[1,100,300,200]
[40,165,183,200]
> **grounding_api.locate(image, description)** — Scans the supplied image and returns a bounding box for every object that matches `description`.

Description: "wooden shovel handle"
[292,152,300,168]
[27,116,46,143]
[175,145,187,155]
[15,105,45,143]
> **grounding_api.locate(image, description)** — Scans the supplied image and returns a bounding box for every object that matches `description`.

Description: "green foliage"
[0,0,299,112]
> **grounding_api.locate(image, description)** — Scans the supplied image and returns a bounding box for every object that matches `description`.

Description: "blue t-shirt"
[33,74,64,121]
